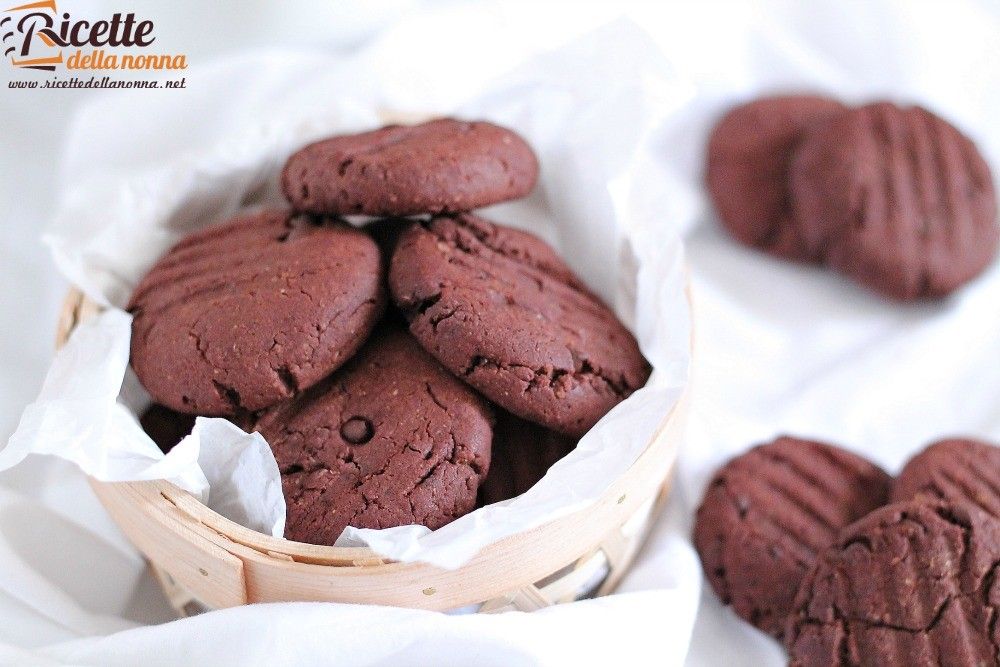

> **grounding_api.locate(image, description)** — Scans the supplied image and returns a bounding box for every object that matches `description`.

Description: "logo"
[3,1,186,74]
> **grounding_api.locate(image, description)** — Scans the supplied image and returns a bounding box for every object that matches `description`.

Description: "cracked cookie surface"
[281,118,539,216]
[706,94,845,261]
[253,328,493,546]
[128,209,384,415]
[693,436,890,638]
[789,102,998,299]
[786,500,1000,666]
[388,213,651,437]
[892,438,1000,518]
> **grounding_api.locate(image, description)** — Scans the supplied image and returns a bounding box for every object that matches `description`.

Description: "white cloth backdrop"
[2,1,1000,665]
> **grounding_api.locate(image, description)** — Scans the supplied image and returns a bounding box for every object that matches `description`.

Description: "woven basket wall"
[57,288,687,615]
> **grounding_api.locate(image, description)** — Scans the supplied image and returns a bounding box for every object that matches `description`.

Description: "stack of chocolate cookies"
[707,95,999,300]
[129,118,651,546]
[694,435,1000,666]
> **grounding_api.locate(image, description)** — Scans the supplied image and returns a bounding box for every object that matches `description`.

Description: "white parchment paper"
[2,21,691,568]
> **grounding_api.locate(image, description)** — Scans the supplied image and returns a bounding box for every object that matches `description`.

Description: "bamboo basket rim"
[59,287,685,592]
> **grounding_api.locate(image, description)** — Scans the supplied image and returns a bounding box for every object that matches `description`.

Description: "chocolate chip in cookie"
[252,328,494,546]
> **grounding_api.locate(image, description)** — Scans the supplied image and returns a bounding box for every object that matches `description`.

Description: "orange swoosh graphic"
[11,52,61,66]
[5,0,56,11]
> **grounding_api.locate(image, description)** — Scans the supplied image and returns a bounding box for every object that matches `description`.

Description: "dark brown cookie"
[281,118,539,217]
[389,214,650,437]
[693,436,890,637]
[892,438,1000,517]
[790,102,999,299]
[252,328,493,546]
[786,500,1000,666]
[139,404,196,454]
[478,412,576,506]
[128,209,384,416]
[706,94,846,260]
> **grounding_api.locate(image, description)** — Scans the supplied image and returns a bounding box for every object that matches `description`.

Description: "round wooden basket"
[57,288,688,616]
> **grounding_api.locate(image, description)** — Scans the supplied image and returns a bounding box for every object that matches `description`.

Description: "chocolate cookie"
[128,210,384,416]
[478,412,576,506]
[892,438,1000,518]
[281,118,539,217]
[786,500,1000,666]
[140,404,196,454]
[706,94,845,260]
[389,214,650,437]
[253,329,493,546]
[790,102,999,299]
[693,436,890,637]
